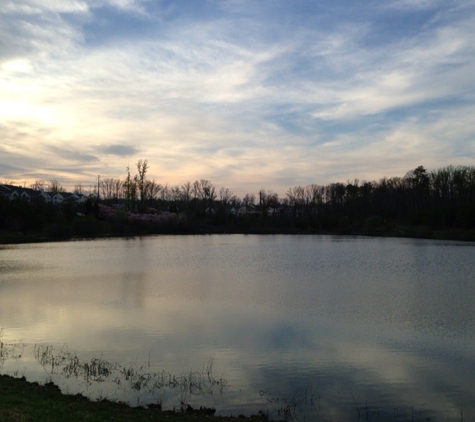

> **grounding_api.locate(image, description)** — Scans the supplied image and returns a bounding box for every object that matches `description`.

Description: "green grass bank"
[0,375,276,422]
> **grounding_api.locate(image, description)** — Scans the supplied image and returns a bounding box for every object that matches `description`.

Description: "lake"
[1,235,475,421]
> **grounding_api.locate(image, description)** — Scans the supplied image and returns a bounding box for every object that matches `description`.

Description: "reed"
[259,388,321,421]
[0,329,25,368]
[32,344,227,409]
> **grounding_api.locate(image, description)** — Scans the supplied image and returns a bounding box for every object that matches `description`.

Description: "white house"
[1,184,87,206]
[51,193,64,205]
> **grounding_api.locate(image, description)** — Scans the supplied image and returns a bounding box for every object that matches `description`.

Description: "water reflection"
[1,235,475,420]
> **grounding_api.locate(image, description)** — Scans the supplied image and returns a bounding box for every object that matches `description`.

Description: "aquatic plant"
[259,388,320,421]
[32,344,227,409]
[0,329,25,368]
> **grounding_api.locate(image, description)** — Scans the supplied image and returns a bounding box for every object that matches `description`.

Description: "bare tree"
[30,180,47,191]
[124,166,137,211]
[219,187,233,205]
[259,189,279,223]
[286,186,305,218]
[143,179,161,206]
[49,179,65,193]
[112,179,123,201]
[217,187,233,215]
[73,183,84,195]
[242,193,256,207]
[135,159,149,211]
[100,178,116,201]
[170,186,181,202]
[180,182,192,204]
[230,195,241,210]
[193,179,216,212]
[160,184,171,202]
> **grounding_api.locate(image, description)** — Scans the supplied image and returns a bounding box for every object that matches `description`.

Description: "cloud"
[2,1,89,15]
[97,144,139,156]
[0,1,87,64]
[307,12,475,121]
[0,0,474,194]
[46,145,99,163]
[387,0,444,11]
[0,160,22,177]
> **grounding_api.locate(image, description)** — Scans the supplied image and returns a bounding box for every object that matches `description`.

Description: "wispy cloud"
[1,0,474,193]
[46,145,98,163]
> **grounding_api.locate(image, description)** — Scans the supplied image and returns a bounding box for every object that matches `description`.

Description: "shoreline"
[1,225,475,245]
[0,374,277,422]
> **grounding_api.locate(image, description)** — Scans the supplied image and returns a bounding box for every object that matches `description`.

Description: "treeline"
[0,194,97,239]
[97,162,475,232]
[1,163,475,240]
[282,165,475,232]
[96,160,240,215]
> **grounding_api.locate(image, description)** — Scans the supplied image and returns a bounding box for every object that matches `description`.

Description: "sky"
[1,0,475,196]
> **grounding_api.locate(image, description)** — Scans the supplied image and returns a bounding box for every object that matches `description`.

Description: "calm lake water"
[1,235,475,421]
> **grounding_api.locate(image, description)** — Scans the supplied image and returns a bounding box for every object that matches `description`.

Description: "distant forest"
[1,162,475,241]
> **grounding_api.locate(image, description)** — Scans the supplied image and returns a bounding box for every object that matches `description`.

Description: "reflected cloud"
[1,236,475,419]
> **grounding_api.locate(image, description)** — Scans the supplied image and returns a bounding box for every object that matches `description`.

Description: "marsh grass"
[0,329,25,368]
[33,343,227,409]
[259,388,322,421]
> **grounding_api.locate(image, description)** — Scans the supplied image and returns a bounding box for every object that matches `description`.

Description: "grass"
[0,374,276,422]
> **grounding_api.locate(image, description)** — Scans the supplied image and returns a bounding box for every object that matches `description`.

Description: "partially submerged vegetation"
[0,331,279,422]
[33,344,228,407]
